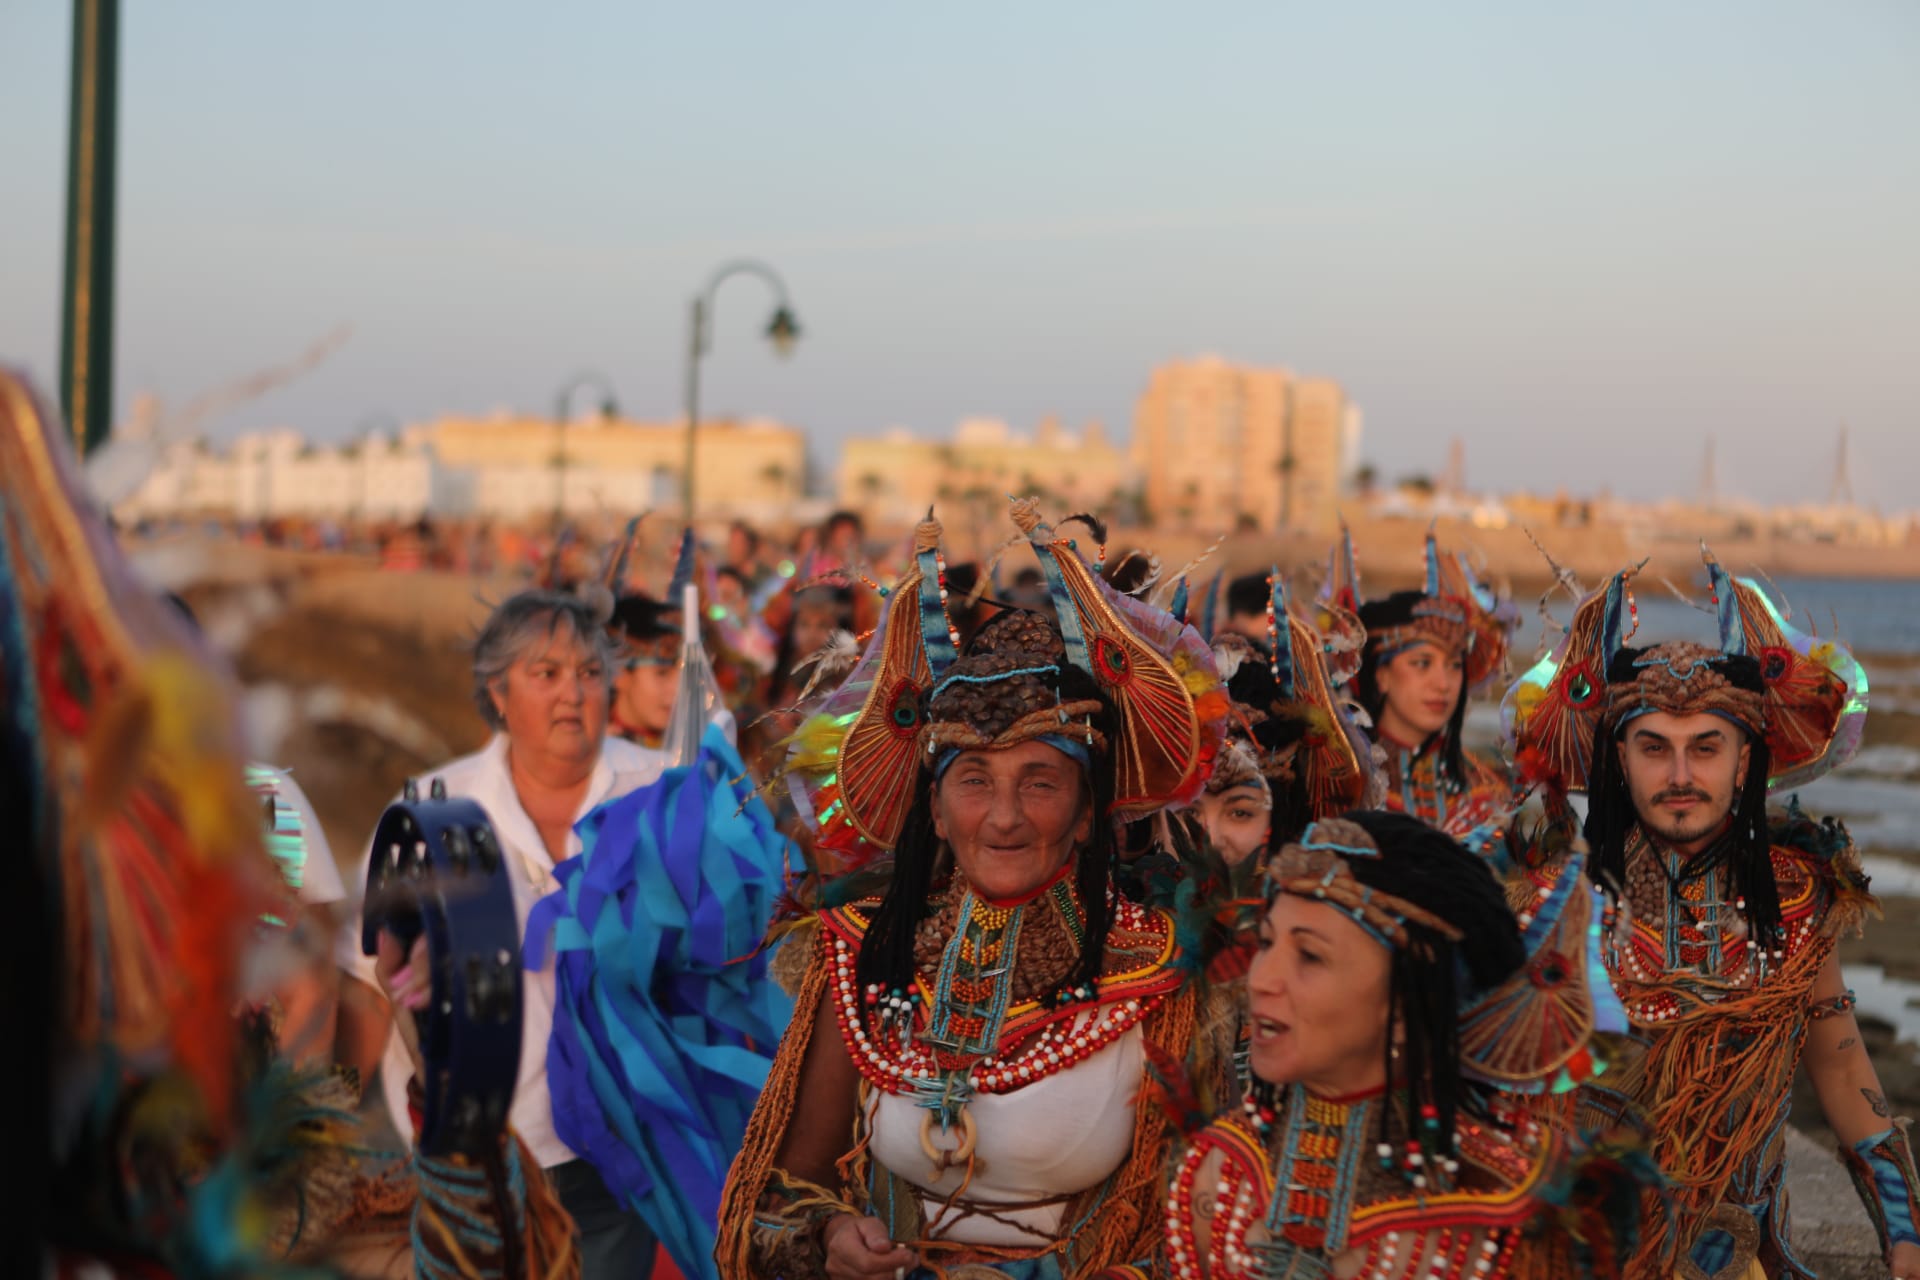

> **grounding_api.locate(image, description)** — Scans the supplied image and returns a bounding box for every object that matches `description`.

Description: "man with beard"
[1505,550,1915,1279]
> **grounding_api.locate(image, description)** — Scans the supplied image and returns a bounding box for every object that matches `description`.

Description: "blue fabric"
[527,724,801,1280]
[1856,1126,1920,1248]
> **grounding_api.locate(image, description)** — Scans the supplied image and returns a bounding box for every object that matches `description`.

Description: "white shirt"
[342,732,667,1167]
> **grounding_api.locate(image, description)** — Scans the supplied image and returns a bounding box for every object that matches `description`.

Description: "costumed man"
[1335,527,1516,843]
[1504,548,1913,1278]
[716,504,1229,1279]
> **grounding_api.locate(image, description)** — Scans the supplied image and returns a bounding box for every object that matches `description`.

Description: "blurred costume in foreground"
[1339,528,1516,844]
[1163,814,1637,1279]
[0,369,573,1279]
[715,504,1228,1279]
[1504,548,1903,1277]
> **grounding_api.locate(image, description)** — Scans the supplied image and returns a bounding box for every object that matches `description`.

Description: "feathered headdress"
[1010,497,1229,817]
[1,371,277,1131]
[1504,545,1868,795]
[1211,570,1379,818]
[1360,527,1518,695]
[1500,564,1638,795]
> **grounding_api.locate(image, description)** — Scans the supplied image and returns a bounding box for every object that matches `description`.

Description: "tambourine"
[360,778,523,1156]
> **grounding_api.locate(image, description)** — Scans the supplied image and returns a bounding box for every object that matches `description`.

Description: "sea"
[1506,574,1920,660]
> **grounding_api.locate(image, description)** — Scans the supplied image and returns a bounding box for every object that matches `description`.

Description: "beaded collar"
[818,889,1179,1117]
[1605,827,1828,1015]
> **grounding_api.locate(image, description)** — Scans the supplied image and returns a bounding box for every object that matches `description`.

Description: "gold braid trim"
[1613,935,1828,1274]
[717,932,837,1280]
[921,700,1109,756]
[1602,641,1767,737]
[1267,819,1467,949]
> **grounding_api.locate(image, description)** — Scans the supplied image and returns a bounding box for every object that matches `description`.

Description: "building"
[416,413,807,523]
[116,429,444,522]
[112,413,809,526]
[1131,357,1360,534]
[839,415,1133,534]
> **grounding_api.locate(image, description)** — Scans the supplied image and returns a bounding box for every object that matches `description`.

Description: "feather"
[1141,1037,1209,1140]
[1152,534,1228,610]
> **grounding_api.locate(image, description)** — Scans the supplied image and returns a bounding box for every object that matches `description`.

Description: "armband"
[1841,1121,1920,1262]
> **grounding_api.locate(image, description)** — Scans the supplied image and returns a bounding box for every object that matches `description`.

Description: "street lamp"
[552,371,620,527]
[683,260,801,519]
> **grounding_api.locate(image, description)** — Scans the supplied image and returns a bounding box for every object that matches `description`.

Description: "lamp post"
[682,260,800,520]
[552,371,620,528]
[59,0,121,456]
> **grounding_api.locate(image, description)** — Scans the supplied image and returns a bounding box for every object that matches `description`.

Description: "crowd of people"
[12,358,1918,1280]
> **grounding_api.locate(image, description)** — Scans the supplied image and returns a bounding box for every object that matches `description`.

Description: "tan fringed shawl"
[1609,936,1827,1274]
[715,921,1197,1279]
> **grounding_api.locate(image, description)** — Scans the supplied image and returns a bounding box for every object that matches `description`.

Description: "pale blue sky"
[2,1,1916,503]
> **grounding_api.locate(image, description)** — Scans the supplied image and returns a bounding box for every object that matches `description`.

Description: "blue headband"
[933,734,1093,782]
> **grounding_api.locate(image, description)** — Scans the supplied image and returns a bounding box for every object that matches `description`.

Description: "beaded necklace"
[1247,1086,1374,1277]
[831,878,1165,1119]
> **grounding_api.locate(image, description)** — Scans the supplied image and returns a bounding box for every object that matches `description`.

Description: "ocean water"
[1508,575,1920,661]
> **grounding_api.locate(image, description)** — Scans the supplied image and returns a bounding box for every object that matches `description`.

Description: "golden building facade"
[839,416,1132,535]
[1132,357,1357,534]
[416,413,807,522]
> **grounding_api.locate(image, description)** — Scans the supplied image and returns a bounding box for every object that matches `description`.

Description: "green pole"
[59,0,120,456]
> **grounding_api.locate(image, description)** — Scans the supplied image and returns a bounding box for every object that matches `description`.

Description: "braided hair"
[1582,647,1782,954]
[1356,591,1471,790]
[1262,809,1525,1162]
[855,656,1122,1005]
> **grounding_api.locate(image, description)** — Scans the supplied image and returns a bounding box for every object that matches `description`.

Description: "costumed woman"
[1165,810,1634,1279]
[1335,528,1515,841]
[1,368,574,1280]
[715,503,1228,1279]
[1195,570,1379,869]
[1503,549,1912,1278]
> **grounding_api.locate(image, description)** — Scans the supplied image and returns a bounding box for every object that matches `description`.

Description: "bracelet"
[1841,1122,1920,1262]
[1810,989,1858,1022]
[748,1170,858,1280]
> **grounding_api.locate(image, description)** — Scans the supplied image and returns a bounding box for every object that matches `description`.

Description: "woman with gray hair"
[345,587,667,1279]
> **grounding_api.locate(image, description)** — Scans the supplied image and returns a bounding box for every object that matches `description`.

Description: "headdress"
[1356,527,1516,694]
[610,592,682,666]
[779,503,1227,865]
[1210,571,1380,819]
[1,373,276,1117]
[1503,545,1868,793]
[1266,818,1465,950]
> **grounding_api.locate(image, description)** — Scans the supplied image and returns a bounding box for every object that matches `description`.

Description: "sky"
[2,1,1917,505]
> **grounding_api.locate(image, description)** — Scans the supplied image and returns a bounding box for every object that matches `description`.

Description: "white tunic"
[864,1018,1145,1246]
[340,733,666,1167]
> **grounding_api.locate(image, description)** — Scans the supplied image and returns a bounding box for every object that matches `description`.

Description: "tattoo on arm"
[1194,1190,1218,1222]
[1864,1087,1890,1119]
[1838,1037,1857,1051]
